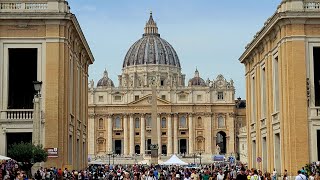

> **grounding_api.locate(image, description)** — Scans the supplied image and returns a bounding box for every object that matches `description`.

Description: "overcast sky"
[68,0,281,99]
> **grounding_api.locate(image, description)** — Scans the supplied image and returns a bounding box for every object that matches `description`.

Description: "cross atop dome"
[144,11,160,37]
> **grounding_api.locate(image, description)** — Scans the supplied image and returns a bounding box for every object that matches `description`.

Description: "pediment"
[128,94,171,105]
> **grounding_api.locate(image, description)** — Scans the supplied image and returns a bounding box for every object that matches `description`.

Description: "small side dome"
[188,68,206,86]
[97,69,114,88]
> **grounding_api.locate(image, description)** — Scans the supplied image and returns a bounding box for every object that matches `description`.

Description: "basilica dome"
[97,70,114,87]
[122,12,181,68]
[188,68,206,86]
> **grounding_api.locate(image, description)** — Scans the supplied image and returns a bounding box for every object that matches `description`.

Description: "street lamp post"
[107,151,112,165]
[198,149,204,165]
[32,81,42,146]
[112,154,115,165]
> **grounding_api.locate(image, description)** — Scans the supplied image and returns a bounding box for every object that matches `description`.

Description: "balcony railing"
[2,109,33,120]
[310,107,320,117]
[0,1,69,13]
[304,2,320,10]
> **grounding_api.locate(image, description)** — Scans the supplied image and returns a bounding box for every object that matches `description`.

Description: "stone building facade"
[0,0,94,170]
[239,0,320,175]
[88,13,245,161]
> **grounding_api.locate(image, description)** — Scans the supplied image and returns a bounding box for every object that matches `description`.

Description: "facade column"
[173,114,178,154]
[88,114,95,156]
[188,113,194,154]
[107,115,112,152]
[140,114,145,155]
[167,114,173,155]
[157,114,162,155]
[129,114,135,156]
[206,113,213,154]
[229,113,235,154]
[123,115,128,155]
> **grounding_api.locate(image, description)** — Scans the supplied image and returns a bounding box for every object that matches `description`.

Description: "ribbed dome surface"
[97,70,114,87]
[122,12,181,68]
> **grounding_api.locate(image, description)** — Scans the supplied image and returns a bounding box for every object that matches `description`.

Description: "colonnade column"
[157,114,162,156]
[123,115,128,155]
[129,115,135,155]
[167,114,173,155]
[140,114,145,156]
[107,115,113,152]
[188,113,194,154]
[173,114,178,154]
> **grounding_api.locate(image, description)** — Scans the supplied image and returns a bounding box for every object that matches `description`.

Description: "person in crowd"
[296,170,307,180]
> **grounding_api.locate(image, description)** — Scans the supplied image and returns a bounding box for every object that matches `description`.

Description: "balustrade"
[4,109,33,120]
[0,3,22,9]
[305,2,320,10]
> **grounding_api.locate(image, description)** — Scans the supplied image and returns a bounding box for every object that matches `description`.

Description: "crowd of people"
[1,159,320,180]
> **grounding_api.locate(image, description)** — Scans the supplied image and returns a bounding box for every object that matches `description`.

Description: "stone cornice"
[239,9,320,64]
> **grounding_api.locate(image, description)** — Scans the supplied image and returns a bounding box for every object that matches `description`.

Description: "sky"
[68,0,281,99]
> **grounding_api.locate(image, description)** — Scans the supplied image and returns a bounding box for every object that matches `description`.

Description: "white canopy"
[0,155,11,160]
[162,155,188,166]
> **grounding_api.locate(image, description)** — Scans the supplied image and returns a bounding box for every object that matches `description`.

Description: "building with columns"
[0,0,94,170]
[239,0,320,175]
[88,13,246,161]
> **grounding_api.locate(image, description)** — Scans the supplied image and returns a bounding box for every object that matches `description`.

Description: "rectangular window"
[116,132,121,136]
[68,135,73,164]
[161,95,166,100]
[135,132,140,136]
[273,56,280,112]
[252,140,256,168]
[251,76,256,123]
[274,133,281,173]
[162,132,166,135]
[181,131,186,135]
[313,47,320,106]
[218,92,224,100]
[76,67,80,117]
[179,94,187,101]
[317,130,320,161]
[160,80,164,86]
[197,95,202,101]
[69,57,73,113]
[262,137,267,172]
[114,95,122,101]
[261,67,266,118]
[135,95,139,101]
[8,48,37,109]
[99,96,104,102]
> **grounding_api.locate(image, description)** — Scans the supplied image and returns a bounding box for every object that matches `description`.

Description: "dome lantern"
[143,11,159,37]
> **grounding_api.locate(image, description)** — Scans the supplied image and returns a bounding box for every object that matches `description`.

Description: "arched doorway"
[216,131,226,154]
[135,145,140,154]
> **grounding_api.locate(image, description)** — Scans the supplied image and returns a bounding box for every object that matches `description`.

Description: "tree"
[8,142,48,177]
[8,142,48,164]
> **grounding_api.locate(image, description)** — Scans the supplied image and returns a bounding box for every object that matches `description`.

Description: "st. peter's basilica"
[88,13,246,161]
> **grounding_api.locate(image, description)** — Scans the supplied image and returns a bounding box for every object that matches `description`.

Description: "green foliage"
[8,142,48,164]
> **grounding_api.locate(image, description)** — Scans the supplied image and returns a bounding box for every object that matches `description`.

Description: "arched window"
[146,116,151,127]
[135,118,140,128]
[115,117,121,129]
[218,116,224,128]
[180,116,186,128]
[161,117,166,128]
[197,117,203,128]
[98,118,104,129]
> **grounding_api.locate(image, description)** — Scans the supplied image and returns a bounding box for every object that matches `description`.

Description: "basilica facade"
[88,13,245,159]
